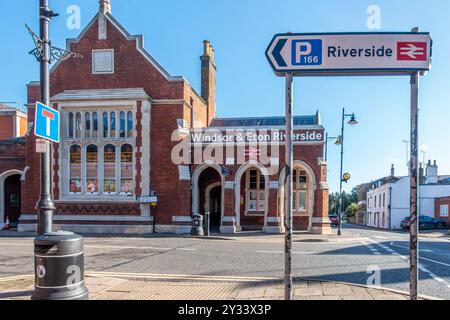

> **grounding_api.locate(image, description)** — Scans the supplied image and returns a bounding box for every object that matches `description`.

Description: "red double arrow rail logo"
[397,42,427,61]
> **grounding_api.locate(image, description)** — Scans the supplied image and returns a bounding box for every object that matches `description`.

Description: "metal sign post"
[266,29,432,302]
[284,73,294,300]
[27,0,88,301]
[409,70,420,301]
[36,0,55,236]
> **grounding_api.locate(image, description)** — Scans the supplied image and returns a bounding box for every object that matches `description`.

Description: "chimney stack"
[426,159,438,184]
[419,163,425,185]
[99,0,111,15]
[201,40,217,125]
[390,164,395,177]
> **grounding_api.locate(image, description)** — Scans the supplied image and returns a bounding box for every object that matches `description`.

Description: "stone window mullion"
[115,142,120,195]
[106,111,111,139]
[81,111,85,140]
[81,144,86,195]
[99,142,105,194]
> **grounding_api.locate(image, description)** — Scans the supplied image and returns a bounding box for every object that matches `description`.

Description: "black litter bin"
[32,231,89,300]
[191,213,204,236]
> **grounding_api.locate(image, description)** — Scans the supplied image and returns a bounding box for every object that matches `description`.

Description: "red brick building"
[0,104,28,140]
[435,197,450,226]
[2,1,331,235]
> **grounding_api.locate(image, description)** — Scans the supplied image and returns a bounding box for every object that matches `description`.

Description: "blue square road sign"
[35,102,60,143]
[291,39,323,66]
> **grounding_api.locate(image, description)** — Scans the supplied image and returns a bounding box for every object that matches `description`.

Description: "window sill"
[244,211,266,216]
[59,195,138,203]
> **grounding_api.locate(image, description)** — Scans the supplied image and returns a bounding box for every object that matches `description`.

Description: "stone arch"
[192,161,225,225]
[234,161,270,229]
[0,169,24,228]
[278,160,317,230]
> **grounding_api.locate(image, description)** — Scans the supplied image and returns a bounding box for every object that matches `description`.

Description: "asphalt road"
[0,224,449,299]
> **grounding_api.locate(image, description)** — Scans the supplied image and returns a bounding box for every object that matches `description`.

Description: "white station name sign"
[191,129,323,144]
[266,32,432,76]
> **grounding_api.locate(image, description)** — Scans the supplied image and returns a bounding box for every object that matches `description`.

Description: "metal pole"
[409,69,420,300]
[324,132,328,162]
[337,108,345,236]
[36,0,55,236]
[205,212,210,236]
[284,73,293,300]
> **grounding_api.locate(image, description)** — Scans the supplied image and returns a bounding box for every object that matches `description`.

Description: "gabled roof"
[50,13,184,83]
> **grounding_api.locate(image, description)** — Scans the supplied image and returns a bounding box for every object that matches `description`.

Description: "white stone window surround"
[92,49,115,74]
[244,168,266,217]
[441,204,449,217]
[293,168,309,214]
[58,101,137,201]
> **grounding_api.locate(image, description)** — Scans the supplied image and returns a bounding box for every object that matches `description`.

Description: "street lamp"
[324,133,339,162]
[336,108,358,236]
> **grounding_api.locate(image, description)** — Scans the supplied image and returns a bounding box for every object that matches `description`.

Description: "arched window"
[103,144,116,193]
[103,112,109,138]
[75,113,82,138]
[69,145,82,193]
[68,112,74,138]
[92,112,98,138]
[127,111,133,137]
[110,112,116,138]
[85,112,91,138]
[86,144,98,193]
[293,168,308,211]
[120,111,126,138]
[120,144,133,194]
[246,168,265,213]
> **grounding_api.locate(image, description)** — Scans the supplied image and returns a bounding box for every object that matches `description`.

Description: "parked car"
[329,214,339,227]
[401,216,447,230]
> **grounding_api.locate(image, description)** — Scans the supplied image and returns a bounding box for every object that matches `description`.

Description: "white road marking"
[255,250,317,255]
[361,241,381,256]
[419,256,450,268]
[389,242,434,253]
[379,242,450,290]
[86,271,279,282]
[0,242,197,252]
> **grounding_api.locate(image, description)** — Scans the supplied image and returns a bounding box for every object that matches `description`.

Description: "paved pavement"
[0,224,449,299]
[0,273,427,300]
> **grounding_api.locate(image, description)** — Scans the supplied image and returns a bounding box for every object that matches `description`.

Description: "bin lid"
[34,231,84,255]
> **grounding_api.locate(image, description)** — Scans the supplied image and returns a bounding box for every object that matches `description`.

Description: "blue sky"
[1,0,449,193]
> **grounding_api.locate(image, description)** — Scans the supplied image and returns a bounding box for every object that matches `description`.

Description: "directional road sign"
[35,102,60,143]
[266,32,432,76]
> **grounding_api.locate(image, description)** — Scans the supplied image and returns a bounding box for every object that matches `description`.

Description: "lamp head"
[335,135,343,146]
[347,114,358,126]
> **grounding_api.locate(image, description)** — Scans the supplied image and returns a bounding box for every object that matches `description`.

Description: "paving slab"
[0,274,435,300]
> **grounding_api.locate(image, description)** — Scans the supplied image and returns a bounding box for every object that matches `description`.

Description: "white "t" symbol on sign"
[42,109,55,137]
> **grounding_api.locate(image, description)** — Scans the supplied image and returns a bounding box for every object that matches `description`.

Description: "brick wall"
[24,14,209,224]
[0,116,14,140]
[0,139,26,174]
[435,197,450,225]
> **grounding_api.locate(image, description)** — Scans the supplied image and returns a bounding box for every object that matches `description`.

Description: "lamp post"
[335,108,358,236]
[27,0,87,300]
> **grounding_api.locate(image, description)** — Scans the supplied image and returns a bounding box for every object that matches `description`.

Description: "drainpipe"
[388,186,392,230]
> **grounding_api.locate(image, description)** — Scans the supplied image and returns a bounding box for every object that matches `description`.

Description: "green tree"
[328,189,358,215]
[345,203,358,217]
